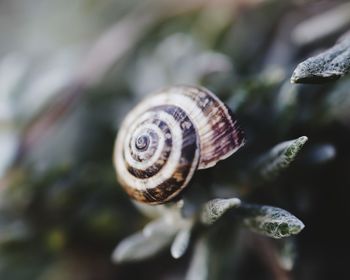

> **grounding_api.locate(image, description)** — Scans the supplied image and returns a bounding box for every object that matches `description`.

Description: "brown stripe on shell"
[182,86,245,169]
[119,105,199,204]
[146,163,193,203]
[121,184,154,204]
[126,137,171,179]
[145,105,199,203]
[125,119,172,179]
[129,130,158,162]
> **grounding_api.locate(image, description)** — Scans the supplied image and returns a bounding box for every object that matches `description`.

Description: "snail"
[113,86,245,204]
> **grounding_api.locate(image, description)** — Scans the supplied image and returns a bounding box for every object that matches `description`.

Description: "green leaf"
[255,136,308,180]
[112,219,178,263]
[239,204,305,239]
[291,34,350,84]
[200,198,241,225]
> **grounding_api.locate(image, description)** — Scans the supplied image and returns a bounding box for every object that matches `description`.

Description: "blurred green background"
[0,0,350,279]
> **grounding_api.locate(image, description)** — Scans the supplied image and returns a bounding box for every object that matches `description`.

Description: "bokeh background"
[0,0,350,279]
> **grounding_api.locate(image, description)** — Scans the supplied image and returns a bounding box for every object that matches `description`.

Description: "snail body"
[114,86,245,204]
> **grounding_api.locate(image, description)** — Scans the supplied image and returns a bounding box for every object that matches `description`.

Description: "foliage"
[0,0,349,279]
[291,33,350,83]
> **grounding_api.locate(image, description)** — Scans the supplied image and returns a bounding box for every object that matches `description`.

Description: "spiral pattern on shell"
[114,86,245,204]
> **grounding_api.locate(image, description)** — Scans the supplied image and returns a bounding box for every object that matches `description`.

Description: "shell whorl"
[114,86,245,204]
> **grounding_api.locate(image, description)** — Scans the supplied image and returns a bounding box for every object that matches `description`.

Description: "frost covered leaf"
[240,204,305,239]
[112,220,178,263]
[292,2,350,46]
[200,198,241,225]
[185,237,209,280]
[142,217,176,237]
[256,136,308,180]
[291,35,350,84]
[112,230,176,263]
[170,227,191,259]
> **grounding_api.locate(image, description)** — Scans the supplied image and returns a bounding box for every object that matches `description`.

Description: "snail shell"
[114,86,245,204]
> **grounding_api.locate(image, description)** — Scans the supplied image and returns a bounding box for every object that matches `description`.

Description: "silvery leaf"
[292,2,350,46]
[142,217,177,237]
[291,33,350,84]
[240,204,305,239]
[185,237,209,280]
[255,136,308,180]
[200,198,241,225]
[170,227,191,259]
[111,228,177,263]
